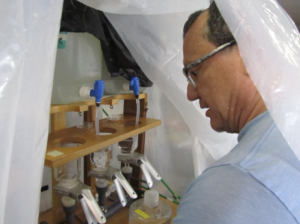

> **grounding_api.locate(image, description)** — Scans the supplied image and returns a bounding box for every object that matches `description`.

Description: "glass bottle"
[90,145,112,171]
[57,158,81,188]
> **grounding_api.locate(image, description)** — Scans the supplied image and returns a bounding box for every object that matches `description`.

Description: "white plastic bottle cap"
[61,196,76,207]
[121,166,133,174]
[144,190,159,209]
[96,179,108,188]
[79,86,92,97]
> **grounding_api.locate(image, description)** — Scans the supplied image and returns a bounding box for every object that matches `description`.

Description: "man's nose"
[187,84,199,101]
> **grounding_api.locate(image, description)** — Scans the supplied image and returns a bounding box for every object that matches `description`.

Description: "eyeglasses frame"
[183,40,236,88]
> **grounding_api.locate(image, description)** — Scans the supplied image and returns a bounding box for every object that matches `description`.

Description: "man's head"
[183,2,234,46]
[183,2,267,133]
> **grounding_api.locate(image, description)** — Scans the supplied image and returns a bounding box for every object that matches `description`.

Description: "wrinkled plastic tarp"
[60,0,153,87]
[79,0,211,15]
[2,0,299,222]
[216,0,300,159]
[78,0,238,197]
[0,0,63,223]
[78,0,300,196]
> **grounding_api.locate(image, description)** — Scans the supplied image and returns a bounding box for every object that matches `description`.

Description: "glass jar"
[118,137,133,154]
[91,145,112,170]
[56,159,81,188]
[129,190,172,224]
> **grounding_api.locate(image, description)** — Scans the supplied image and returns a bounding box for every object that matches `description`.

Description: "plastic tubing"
[135,99,140,125]
[95,105,102,135]
[130,99,141,153]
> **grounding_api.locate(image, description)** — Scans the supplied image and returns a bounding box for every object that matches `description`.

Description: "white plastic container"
[129,190,172,224]
[103,76,146,95]
[51,32,102,104]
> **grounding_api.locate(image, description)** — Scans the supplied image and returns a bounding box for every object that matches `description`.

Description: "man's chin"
[213,127,225,133]
[210,121,225,133]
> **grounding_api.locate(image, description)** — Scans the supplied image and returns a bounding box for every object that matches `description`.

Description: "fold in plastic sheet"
[78,0,238,193]
[60,0,153,87]
[143,86,204,198]
[103,11,238,181]
[0,1,63,223]
[216,0,300,160]
[79,0,210,15]
[79,0,300,194]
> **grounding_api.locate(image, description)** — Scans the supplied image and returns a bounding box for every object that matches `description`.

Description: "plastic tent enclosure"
[1,0,300,223]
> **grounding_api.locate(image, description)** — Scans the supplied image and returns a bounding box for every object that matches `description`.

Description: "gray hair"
[183,1,235,47]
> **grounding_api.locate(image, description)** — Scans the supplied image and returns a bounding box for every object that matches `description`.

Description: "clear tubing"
[131,99,140,153]
[77,158,81,178]
[135,99,140,125]
[95,105,102,136]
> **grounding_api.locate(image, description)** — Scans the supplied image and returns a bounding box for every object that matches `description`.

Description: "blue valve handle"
[130,76,139,99]
[90,80,104,106]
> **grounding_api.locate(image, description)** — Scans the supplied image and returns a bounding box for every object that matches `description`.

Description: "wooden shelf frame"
[50,93,147,114]
[45,93,161,224]
[45,115,160,168]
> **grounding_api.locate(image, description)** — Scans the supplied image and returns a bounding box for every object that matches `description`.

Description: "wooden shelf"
[50,93,147,114]
[45,115,160,168]
[46,93,154,224]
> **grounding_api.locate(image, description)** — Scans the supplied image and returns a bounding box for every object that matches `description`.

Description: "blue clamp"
[90,80,104,107]
[130,76,140,99]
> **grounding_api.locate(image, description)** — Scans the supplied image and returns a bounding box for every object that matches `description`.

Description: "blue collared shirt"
[174,111,300,224]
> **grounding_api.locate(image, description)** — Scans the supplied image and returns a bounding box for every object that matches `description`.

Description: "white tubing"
[130,99,141,153]
[95,105,102,136]
[135,99,140,125]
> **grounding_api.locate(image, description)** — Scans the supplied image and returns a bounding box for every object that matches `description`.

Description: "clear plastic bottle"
[51,32,102,104]
[129,190,172,224]
[103,76,146,95]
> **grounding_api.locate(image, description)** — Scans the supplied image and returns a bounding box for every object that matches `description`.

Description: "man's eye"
[191,71,197,76]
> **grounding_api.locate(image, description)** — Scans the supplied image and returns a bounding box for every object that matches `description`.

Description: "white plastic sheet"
[1,0,298,221]
[79,0,210,15]
[78,0,238,196]
[0,1,63,223]
[216,0,300,159]
[78,0,300,196]
[102,11,238,192]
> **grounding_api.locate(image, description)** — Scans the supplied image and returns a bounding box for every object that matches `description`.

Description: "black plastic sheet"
[60,0,153,87]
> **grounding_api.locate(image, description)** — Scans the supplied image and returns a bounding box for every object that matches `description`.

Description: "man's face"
[183,11,249,133]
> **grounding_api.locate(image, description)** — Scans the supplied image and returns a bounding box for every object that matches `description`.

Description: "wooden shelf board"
[45,115,160,168]
[50,93,146,114]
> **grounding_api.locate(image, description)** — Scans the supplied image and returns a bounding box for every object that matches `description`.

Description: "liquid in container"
[51,32,102,104]
[129,190,172,224]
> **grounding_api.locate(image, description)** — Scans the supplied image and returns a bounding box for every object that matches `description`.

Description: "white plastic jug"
[103,76,146,96]
[51,32,102,104]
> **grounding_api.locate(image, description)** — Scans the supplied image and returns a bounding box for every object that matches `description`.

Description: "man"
[173,2,300,223]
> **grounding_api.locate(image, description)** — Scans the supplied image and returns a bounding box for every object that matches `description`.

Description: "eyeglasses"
[182,40,236,88]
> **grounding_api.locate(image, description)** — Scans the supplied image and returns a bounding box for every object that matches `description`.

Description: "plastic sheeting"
[78,0,300,196]
[2,0,298,221]
[0,1,63,223]
[216,0,300,160]
[78,0,238,197]
[79,0,210,15]
[60,0,153,87]
[103,11,239,170]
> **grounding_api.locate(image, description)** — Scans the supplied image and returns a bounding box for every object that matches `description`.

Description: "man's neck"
[238,97,267,133]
